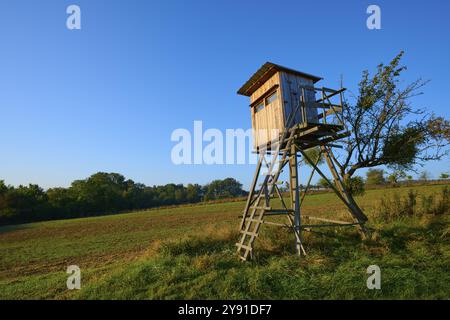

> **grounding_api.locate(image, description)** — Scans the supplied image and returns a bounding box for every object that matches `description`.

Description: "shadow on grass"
[161,230,238,257]
[158,215,449,268]
[379,216,449,254]
[0,224,33,235]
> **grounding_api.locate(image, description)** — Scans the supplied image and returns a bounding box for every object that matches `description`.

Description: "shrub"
[437,186,450,214]
[344,176,366,197]
[375,187,449,221]
[404,190,418,216]
[366,169,385,185]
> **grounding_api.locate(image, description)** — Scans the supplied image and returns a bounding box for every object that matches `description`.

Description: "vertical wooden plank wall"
[249,71,319,149]
[280,72,318,125]
[250,73,284,149]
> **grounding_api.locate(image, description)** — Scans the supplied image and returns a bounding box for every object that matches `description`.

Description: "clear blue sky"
[0,0,449,189]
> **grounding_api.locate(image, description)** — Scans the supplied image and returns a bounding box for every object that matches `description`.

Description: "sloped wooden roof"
[237,62,322,96]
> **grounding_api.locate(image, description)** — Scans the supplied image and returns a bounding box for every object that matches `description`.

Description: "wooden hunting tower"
[237,62,322,150]
[236,62,369,261]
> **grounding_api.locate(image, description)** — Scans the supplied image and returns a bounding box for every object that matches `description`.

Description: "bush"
[366,169,385,185]
[437,186,450,214]
[344,176,366,197]
[376,187,449,221]
[421,186,450,215]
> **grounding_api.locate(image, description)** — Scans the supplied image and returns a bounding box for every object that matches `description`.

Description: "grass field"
[0,184,449,300]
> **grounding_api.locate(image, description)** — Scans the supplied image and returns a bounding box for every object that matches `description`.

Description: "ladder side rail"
[240,155,263,230]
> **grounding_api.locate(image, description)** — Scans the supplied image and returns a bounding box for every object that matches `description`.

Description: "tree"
[344,176,365,196]
[0,174,247,226]
[387,173,398,187]
[337,51,449,179]
[185,184,203,203]
[0,180,12,219]
[47,187,78,218]
[317,178,329,189]
[0,184,49,222]
[70,172,128,214]
[387,170,405,187]
[326,51,449,218]
[366,169,385,185]
[0,180,7,196]
[440,173,449,180]
[123,182,152,209]
[204,178,246,200]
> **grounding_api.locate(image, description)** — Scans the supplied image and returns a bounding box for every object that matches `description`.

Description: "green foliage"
[343,176,365,197]
[317,176,366,196]
[341,51,450,178]
[204,178,247,201]
[301,147,324,167]
[366,169,385,185]
[0,183,49,223]
[0,174,246,226]
[387,170,406,187]
[420,186,449,215]
[377,187,449,221]
[0,180,7,195]
[317,178,329,189]
[382,127,423,170]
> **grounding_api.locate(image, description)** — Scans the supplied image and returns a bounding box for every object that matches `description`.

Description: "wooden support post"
[299,148,368,239]
[289,143,302,256]
[320,146,369,239]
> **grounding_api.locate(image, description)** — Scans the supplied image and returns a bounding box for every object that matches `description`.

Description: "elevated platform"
[292,123,349,150]
[256,122,349,154]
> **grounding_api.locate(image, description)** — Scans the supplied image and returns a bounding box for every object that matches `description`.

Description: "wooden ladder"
[236,97,302,261]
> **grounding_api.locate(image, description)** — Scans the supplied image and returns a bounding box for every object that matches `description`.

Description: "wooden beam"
[301,223,361,228]
[316,88,346,103]
[303,215,354,225]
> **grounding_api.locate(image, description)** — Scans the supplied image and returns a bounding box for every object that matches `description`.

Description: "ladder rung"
[239,217,264,224]
[236,243,253,251]
[250,206,271,211]
[245,218,264,223]
[264,221,290,227]
[240,230,259,237]
[265,209,294,215]
[259,180,282,186]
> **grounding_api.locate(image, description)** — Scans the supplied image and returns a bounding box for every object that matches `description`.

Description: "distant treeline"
[0,173,247,226]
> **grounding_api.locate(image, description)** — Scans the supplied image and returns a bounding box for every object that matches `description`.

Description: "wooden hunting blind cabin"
[235,62,369,261]
[237,62,321,150]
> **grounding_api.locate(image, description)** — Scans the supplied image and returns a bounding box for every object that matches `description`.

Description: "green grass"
[0,184,449,299]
